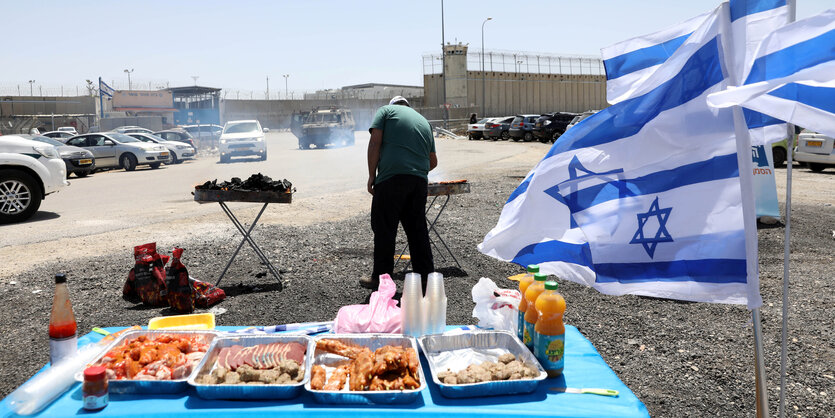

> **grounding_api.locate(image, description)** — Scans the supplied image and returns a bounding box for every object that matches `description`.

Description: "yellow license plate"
[79,159,92,165]
[160,152,169,157]
[807,140,823,147]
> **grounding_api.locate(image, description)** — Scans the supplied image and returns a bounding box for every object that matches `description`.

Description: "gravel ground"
[0,169,833,417]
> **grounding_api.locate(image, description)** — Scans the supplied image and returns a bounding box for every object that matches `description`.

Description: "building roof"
[167,86,221,95]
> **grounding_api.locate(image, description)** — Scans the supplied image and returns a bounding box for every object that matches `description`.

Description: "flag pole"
[778,4,796,418]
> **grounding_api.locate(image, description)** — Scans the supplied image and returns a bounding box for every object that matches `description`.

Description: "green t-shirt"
[369,104,436,184]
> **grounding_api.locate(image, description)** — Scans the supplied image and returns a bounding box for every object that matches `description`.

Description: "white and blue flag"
[99,78,115,97]
[709,8,835,138]
[479,2,774,307]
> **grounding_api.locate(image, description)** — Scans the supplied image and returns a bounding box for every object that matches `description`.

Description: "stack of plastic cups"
[425,272,447,335]
[401,273,424,337]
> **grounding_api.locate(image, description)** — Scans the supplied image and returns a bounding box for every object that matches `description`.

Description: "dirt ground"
[0,148,832,417]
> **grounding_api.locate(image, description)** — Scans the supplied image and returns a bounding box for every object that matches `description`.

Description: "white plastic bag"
[471,277,522,333]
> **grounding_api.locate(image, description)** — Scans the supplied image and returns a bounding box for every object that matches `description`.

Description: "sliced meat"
[217,347,230,370]
[285,342,305,364]
[224,345,244,371]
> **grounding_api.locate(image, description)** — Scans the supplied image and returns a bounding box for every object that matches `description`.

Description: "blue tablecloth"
[1,326,648,417]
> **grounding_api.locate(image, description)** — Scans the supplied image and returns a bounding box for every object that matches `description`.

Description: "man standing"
[363,96,437,289]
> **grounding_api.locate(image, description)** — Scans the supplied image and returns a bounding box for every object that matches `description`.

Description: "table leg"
[216,202,283,288]
[425,195,462,270]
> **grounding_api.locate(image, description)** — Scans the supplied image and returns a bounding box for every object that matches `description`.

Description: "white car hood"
[221,132,263,140]
[124,142,162,151]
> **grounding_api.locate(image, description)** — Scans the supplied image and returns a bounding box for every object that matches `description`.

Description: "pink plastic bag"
[334,274,402,333]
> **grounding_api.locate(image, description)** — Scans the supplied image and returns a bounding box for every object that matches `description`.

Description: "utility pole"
[191,75,199,86]
[283,74,289,100]
[123,69,134,90]
[266,76,270,100]
[441,0,447,129]
[481,17,492,118]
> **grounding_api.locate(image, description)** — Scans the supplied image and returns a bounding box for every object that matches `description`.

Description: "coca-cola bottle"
[49,273,78,365]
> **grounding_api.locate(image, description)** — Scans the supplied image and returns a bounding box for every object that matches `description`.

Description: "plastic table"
[0,326,649,418]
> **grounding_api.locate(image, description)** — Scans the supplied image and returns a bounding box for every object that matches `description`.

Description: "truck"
[290,106,356,150]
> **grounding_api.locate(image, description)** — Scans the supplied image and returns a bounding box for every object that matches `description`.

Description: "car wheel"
[120,154,138,171]
[524,132,533,142]
[808,163,826,172]
[149,162,161,169]
[771,147,786,167]
[0,169,41,224]
[468,133,475,140]
[75,171,89,178]
[501,131,510,140]
[170,153,179,165]
[551,132,562,143]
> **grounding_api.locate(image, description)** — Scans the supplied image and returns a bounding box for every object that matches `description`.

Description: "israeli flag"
[479,3,764,307]
[709,8,835,138]
[99,79,115,97]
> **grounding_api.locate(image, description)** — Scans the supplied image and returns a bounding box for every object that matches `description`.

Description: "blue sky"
[2,0,831,95]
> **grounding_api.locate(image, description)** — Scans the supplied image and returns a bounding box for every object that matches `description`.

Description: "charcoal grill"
[194,188,292,287]
[395,180,470,271]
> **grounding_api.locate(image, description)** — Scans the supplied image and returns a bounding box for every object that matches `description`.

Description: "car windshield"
[306,113,339,123]
[512,117,523,124]
[30,136,65,147]
[108,133,140,143]
[476,119,490,124]
[223,122,259,134]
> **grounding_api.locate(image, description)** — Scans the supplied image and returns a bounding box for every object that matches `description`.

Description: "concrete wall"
[221,97,424,131]
[0,95,96,117]
[423,71,607,119]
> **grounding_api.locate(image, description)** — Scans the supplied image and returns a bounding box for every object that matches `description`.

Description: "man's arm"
[367,128,383,195]
[429,152,438,171]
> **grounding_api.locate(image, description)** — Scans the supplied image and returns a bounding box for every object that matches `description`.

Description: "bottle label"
[517,310,525,341]
[523,321,535,349]
[83,393,108,410]
[49,335,78,365]
[534,332,565,372]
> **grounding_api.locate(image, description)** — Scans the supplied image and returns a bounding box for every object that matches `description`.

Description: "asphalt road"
[0,131,545,276]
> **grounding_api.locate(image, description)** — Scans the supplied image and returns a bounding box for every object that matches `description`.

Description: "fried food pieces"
[95,334,210,381]
[313,339,420,392]
[310,365,327,390]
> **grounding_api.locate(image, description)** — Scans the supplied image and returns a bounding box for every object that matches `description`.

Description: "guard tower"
[444,43,469,108]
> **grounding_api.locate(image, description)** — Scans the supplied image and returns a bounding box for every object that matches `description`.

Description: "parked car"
[57,126,78,135]
[182,124,223,142]
[484,116,515,140]
[467,118,494,140]
[508,114,541,142]
[153,129,196,149]
[127,132,195,164]
[795,130,835,172]
[565,110,598,133]
[219,120,267,163]
[533,112,579,143]
[0,135,69,222]
[42,131,77,142]
[114,126,154,135]
[64,132,169,171]
[25,135,95,178]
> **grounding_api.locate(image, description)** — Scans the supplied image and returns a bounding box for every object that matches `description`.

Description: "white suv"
[795,131,835,172]
[0,135,69,223]
[219,120,268,163]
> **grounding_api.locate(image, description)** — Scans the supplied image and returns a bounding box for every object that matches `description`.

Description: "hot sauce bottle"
[49,273,77,365]
[82,366,109,410]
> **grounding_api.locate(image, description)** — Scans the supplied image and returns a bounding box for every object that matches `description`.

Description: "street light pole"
[28,80,35,96]
[481,17,492,118]
[441,0,447,129]
[283,74,290,100]
[123,69,134,90]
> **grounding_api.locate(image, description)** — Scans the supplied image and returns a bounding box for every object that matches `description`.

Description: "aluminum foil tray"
[427,181,470,196]
[84,330,218,394]
[305,334,425,405]
[188,335,313,400]
[418,330,547,398]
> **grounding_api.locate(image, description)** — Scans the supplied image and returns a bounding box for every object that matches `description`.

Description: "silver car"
[64,132,170,171]
[127,132,196,164]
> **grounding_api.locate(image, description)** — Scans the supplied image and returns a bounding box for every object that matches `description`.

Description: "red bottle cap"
[83,366,107,381]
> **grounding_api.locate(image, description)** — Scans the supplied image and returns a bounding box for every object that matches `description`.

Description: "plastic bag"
[123,243,170,306]
[333,274,402,333]
[165,247,195,313]
[191,277,226,308]
[472,277,522,333]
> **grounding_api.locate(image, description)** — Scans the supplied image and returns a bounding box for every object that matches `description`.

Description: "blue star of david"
[630,197,673,258]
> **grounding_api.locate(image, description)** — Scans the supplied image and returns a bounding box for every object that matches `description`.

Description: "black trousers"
[371,174,434,288]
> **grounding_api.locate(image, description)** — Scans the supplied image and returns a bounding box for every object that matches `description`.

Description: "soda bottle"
[517,264,539,341]
[534,281,566,378]
[522,272,547,350]
[49,273,78,365]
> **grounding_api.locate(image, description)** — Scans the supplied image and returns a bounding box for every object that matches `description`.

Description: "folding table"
[193,188,291,288]
[396,181,470,270]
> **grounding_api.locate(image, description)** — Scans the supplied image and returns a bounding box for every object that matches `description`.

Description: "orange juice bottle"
[534,281,566,377]
[522,273,547,350]
[516,264,539,341]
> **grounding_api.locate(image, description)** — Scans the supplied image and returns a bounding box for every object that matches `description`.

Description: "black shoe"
[359,276,378,289]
